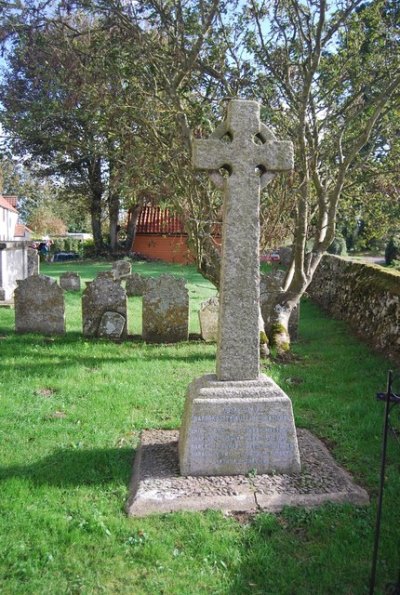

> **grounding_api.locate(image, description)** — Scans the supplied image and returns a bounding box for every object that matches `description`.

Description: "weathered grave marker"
[82,274,127,338]
[125,272,146,297]
[27,247,39,277]
[179,99,301,475]
[199,296,219,342]
[142,274,189,343]
[112,260,131,281]
[15,275,65,334]
[60,272,81,292]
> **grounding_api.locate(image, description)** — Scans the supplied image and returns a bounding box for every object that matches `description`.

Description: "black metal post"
[369,371,393,595]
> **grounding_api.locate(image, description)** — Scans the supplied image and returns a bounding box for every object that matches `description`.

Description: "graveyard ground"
[0,261,399,594]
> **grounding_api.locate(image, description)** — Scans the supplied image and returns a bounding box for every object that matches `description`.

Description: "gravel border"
[126,429,369,516]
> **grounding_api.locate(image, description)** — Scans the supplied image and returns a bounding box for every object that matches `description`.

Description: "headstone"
[98,311,126,339]
[112,260,131,280]
[14,274,65,334]
[199,296,219,342]
[142,274,189,343]
[126,272,146,297]
[82,275,127,338]
[200,296,265,343]
[260,271,299,342]
[59,272,81,292]
[27,247,39,276]
[179,99,301,476]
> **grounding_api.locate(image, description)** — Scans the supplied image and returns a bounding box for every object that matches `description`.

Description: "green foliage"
[385,236,400,265]
[327,237,348,257]
[49,238,82,255]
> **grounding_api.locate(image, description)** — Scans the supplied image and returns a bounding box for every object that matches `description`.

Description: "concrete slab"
[126,429,369,517]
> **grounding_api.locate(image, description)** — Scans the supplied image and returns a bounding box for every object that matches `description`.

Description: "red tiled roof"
[136,206,186,235]
[14,223,31,237]
[3,195,18,208]
[0,196,18,213]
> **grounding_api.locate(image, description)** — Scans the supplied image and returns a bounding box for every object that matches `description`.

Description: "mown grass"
[0,260,399,594]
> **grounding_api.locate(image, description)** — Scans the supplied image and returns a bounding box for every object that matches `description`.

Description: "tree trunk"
[109,191,120,253]
[199,235,221,289]
[125,200,143,253]
[87,157,104,253]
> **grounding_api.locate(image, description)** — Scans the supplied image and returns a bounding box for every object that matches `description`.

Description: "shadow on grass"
[0,447,134,487]
[0,332,215,376]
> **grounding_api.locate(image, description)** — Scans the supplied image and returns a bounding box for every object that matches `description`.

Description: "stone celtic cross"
[193,99,294,381]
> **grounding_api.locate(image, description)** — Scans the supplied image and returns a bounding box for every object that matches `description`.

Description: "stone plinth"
[0,240,29,301]
[179,374,301,476]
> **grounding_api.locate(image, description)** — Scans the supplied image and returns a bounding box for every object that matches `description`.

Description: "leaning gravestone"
[142,275,189,343]
[179,99,301,475]
[82,274,127,338]
[125,272,146,297]
[112,260,131,281]
[15,275,65,334]
[59,272,81,292]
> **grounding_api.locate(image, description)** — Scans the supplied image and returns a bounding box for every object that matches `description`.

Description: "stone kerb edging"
[308,254,400,360]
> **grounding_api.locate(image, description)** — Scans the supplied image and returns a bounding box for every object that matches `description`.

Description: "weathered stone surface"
[308,254,400,360]
[98,311,126,338]
[260,271,299,342]
[199,296,265,343]
[95,271,116,281]
[112,260,131,280]
[142,274,189,343]
[199,296,219,342]
[179,374,301,476]
[193,100,293,381]
[59,272,81,292]
[27,247,39,276]
[125,272,146,297]
[82,275,127,338]
[0,241,29,301]
[127,428,369,516]
[14,274,65,334]
[179,99,300,477]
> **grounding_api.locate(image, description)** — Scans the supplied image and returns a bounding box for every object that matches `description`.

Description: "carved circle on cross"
[208,119,277,190]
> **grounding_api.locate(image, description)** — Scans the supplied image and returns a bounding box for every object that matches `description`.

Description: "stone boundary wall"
[308,255,400,360]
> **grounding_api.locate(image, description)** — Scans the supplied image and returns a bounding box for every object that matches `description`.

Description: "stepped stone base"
[179,374,301,476]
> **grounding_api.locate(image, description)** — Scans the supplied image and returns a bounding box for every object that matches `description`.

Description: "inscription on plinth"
[179,375,301,476]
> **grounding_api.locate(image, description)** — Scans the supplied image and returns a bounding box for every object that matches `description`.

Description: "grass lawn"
[0,260,399,594]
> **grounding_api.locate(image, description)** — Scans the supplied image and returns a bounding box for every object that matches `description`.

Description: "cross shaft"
[192,100,293,381]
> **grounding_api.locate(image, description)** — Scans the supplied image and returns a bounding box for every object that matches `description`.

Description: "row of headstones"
[14,271,190,341]
[14,266,299,342]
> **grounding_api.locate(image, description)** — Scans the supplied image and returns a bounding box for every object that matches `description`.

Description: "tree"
[0,1,236,256]
[239,0,400,349]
